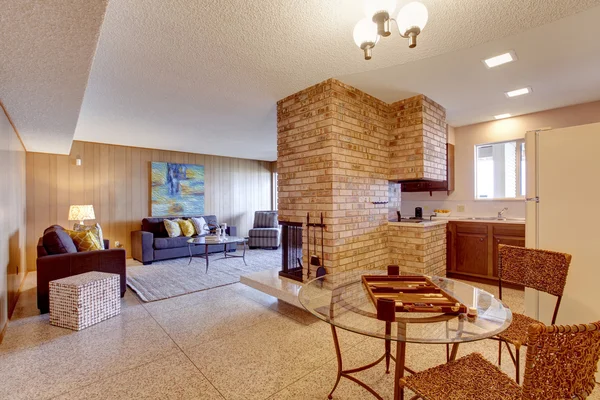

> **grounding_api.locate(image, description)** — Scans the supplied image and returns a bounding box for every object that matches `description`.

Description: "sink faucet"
[497,207,508,219]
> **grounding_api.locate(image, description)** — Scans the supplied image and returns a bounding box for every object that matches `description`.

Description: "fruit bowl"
[434,209,451,217]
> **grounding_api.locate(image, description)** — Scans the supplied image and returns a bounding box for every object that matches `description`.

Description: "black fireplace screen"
[279,221,303,282]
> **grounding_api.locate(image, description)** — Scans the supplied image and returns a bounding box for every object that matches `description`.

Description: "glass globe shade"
[353,18,379,48]
[396,1,428,35]
[364,0,396,18]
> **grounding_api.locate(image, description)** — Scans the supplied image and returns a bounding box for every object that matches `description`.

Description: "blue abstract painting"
[151,162,205,216]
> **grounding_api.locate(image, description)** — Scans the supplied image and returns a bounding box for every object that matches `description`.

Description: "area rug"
[126,248,281,302]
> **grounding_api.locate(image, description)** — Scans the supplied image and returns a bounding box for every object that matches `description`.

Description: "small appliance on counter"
[415,207,423,219]
[395,210,428,224]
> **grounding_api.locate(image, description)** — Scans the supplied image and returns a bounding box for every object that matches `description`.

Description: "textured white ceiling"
[3,1,600,159]
[0,0,108,154]
[338,5,600,127]
[73,0,600,161]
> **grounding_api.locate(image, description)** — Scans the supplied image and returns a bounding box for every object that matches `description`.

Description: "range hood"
[391,178,444,184]
[388,95,448,182]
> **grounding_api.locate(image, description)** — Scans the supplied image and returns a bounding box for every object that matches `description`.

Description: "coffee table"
[187,236,247,273]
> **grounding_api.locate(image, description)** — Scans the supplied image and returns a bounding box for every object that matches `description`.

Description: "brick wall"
[388,182,401,221]
[388,223,447,276]
[277,80,336,279]
[329,80,391,278]
[277,79,447,280]
[389,95,447,181]
[422,96,448,181]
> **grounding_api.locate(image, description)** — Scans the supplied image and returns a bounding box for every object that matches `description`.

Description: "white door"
[536,123,600,325]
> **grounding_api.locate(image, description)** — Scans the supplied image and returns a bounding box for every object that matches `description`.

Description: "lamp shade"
[397,1,428,35]
[353,18,379,48]
[68,205,96,222]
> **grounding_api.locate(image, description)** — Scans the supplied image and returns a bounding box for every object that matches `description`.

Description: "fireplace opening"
[279,221,303,282]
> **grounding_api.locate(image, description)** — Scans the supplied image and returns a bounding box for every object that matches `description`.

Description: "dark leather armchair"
[36,238,126,314]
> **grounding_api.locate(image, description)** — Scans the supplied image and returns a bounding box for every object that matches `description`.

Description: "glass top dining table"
[298,270,513,400]
[299,270,512,344]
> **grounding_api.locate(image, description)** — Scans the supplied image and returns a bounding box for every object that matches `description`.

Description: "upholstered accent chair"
[37,225,126,314]
[248,211,280,249]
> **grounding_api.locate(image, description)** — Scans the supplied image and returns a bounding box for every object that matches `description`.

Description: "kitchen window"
[475,140,525,199]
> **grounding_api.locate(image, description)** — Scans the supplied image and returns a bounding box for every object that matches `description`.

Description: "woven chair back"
[522,322,600,400]
[498,245,572,297]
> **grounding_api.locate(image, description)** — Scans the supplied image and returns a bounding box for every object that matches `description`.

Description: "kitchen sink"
[460,217,525,222]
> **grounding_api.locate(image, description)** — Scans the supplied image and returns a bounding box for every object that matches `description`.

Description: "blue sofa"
[131,215,236,265]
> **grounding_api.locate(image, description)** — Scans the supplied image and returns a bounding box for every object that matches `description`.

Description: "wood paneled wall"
[0,102,27,338]
[26,141,274,271]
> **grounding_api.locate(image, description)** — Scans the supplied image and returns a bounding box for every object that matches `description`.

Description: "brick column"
[328,80,391,276]
[277,80,335,280]
[388,223,447,277]
[277,81,447,281]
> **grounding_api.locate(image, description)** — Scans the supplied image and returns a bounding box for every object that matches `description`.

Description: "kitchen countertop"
[431,216,526,225]
[388,220,448,228]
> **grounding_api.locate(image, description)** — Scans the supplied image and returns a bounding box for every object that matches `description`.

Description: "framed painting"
[151,162,205,216]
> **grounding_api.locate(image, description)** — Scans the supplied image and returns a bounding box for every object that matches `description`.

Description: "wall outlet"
[457,204,466,213]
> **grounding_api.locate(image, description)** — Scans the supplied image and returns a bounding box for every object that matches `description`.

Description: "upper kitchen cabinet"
[389,95,447,182]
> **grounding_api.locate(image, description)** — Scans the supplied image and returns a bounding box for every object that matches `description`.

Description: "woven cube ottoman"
[49,271,121,330]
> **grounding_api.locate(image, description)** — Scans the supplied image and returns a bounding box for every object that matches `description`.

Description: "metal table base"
[328,324,460,400]
[188,240,247,273]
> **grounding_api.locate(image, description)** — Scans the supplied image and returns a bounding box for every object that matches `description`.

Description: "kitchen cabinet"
[454,224,488,276]
[492,225,526,278]
[401,143,454,195]
[447,221,525,285]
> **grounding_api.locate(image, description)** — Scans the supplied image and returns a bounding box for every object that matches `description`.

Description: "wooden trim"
[8,272,29,319]
[0,320,7,345]
[0,99,27,151]
[446,143,455,193]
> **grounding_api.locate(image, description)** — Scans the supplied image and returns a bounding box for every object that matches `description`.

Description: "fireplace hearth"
[279,221,303,282]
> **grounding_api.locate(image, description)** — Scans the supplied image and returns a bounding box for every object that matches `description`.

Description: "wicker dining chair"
[493,244,572,383]
[400,321,600,400]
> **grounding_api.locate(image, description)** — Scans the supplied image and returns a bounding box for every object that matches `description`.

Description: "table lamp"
[68,205,96,225]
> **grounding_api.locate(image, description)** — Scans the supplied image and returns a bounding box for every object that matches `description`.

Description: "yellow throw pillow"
[164,219,182,237]
[73,223,104,249]
[66,230,102,252]
[177,219,195,237]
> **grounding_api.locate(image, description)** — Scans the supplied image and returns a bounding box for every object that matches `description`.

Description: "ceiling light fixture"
[505,87,532,98]
[494,114,512,120]
[483,51,517,68]
[354,0,428,60]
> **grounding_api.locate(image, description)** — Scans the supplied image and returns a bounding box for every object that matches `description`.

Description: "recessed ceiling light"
[494,113,512,120]
[483,51,517,68]
[505,87,531,98]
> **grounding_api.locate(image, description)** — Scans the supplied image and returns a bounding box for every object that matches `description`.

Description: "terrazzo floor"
[1,273,598,400]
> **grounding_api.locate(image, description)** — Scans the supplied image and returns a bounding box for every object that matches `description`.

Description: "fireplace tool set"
[306,212,326,278]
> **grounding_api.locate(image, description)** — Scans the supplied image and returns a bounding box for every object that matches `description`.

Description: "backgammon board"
[362,273,468,315]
